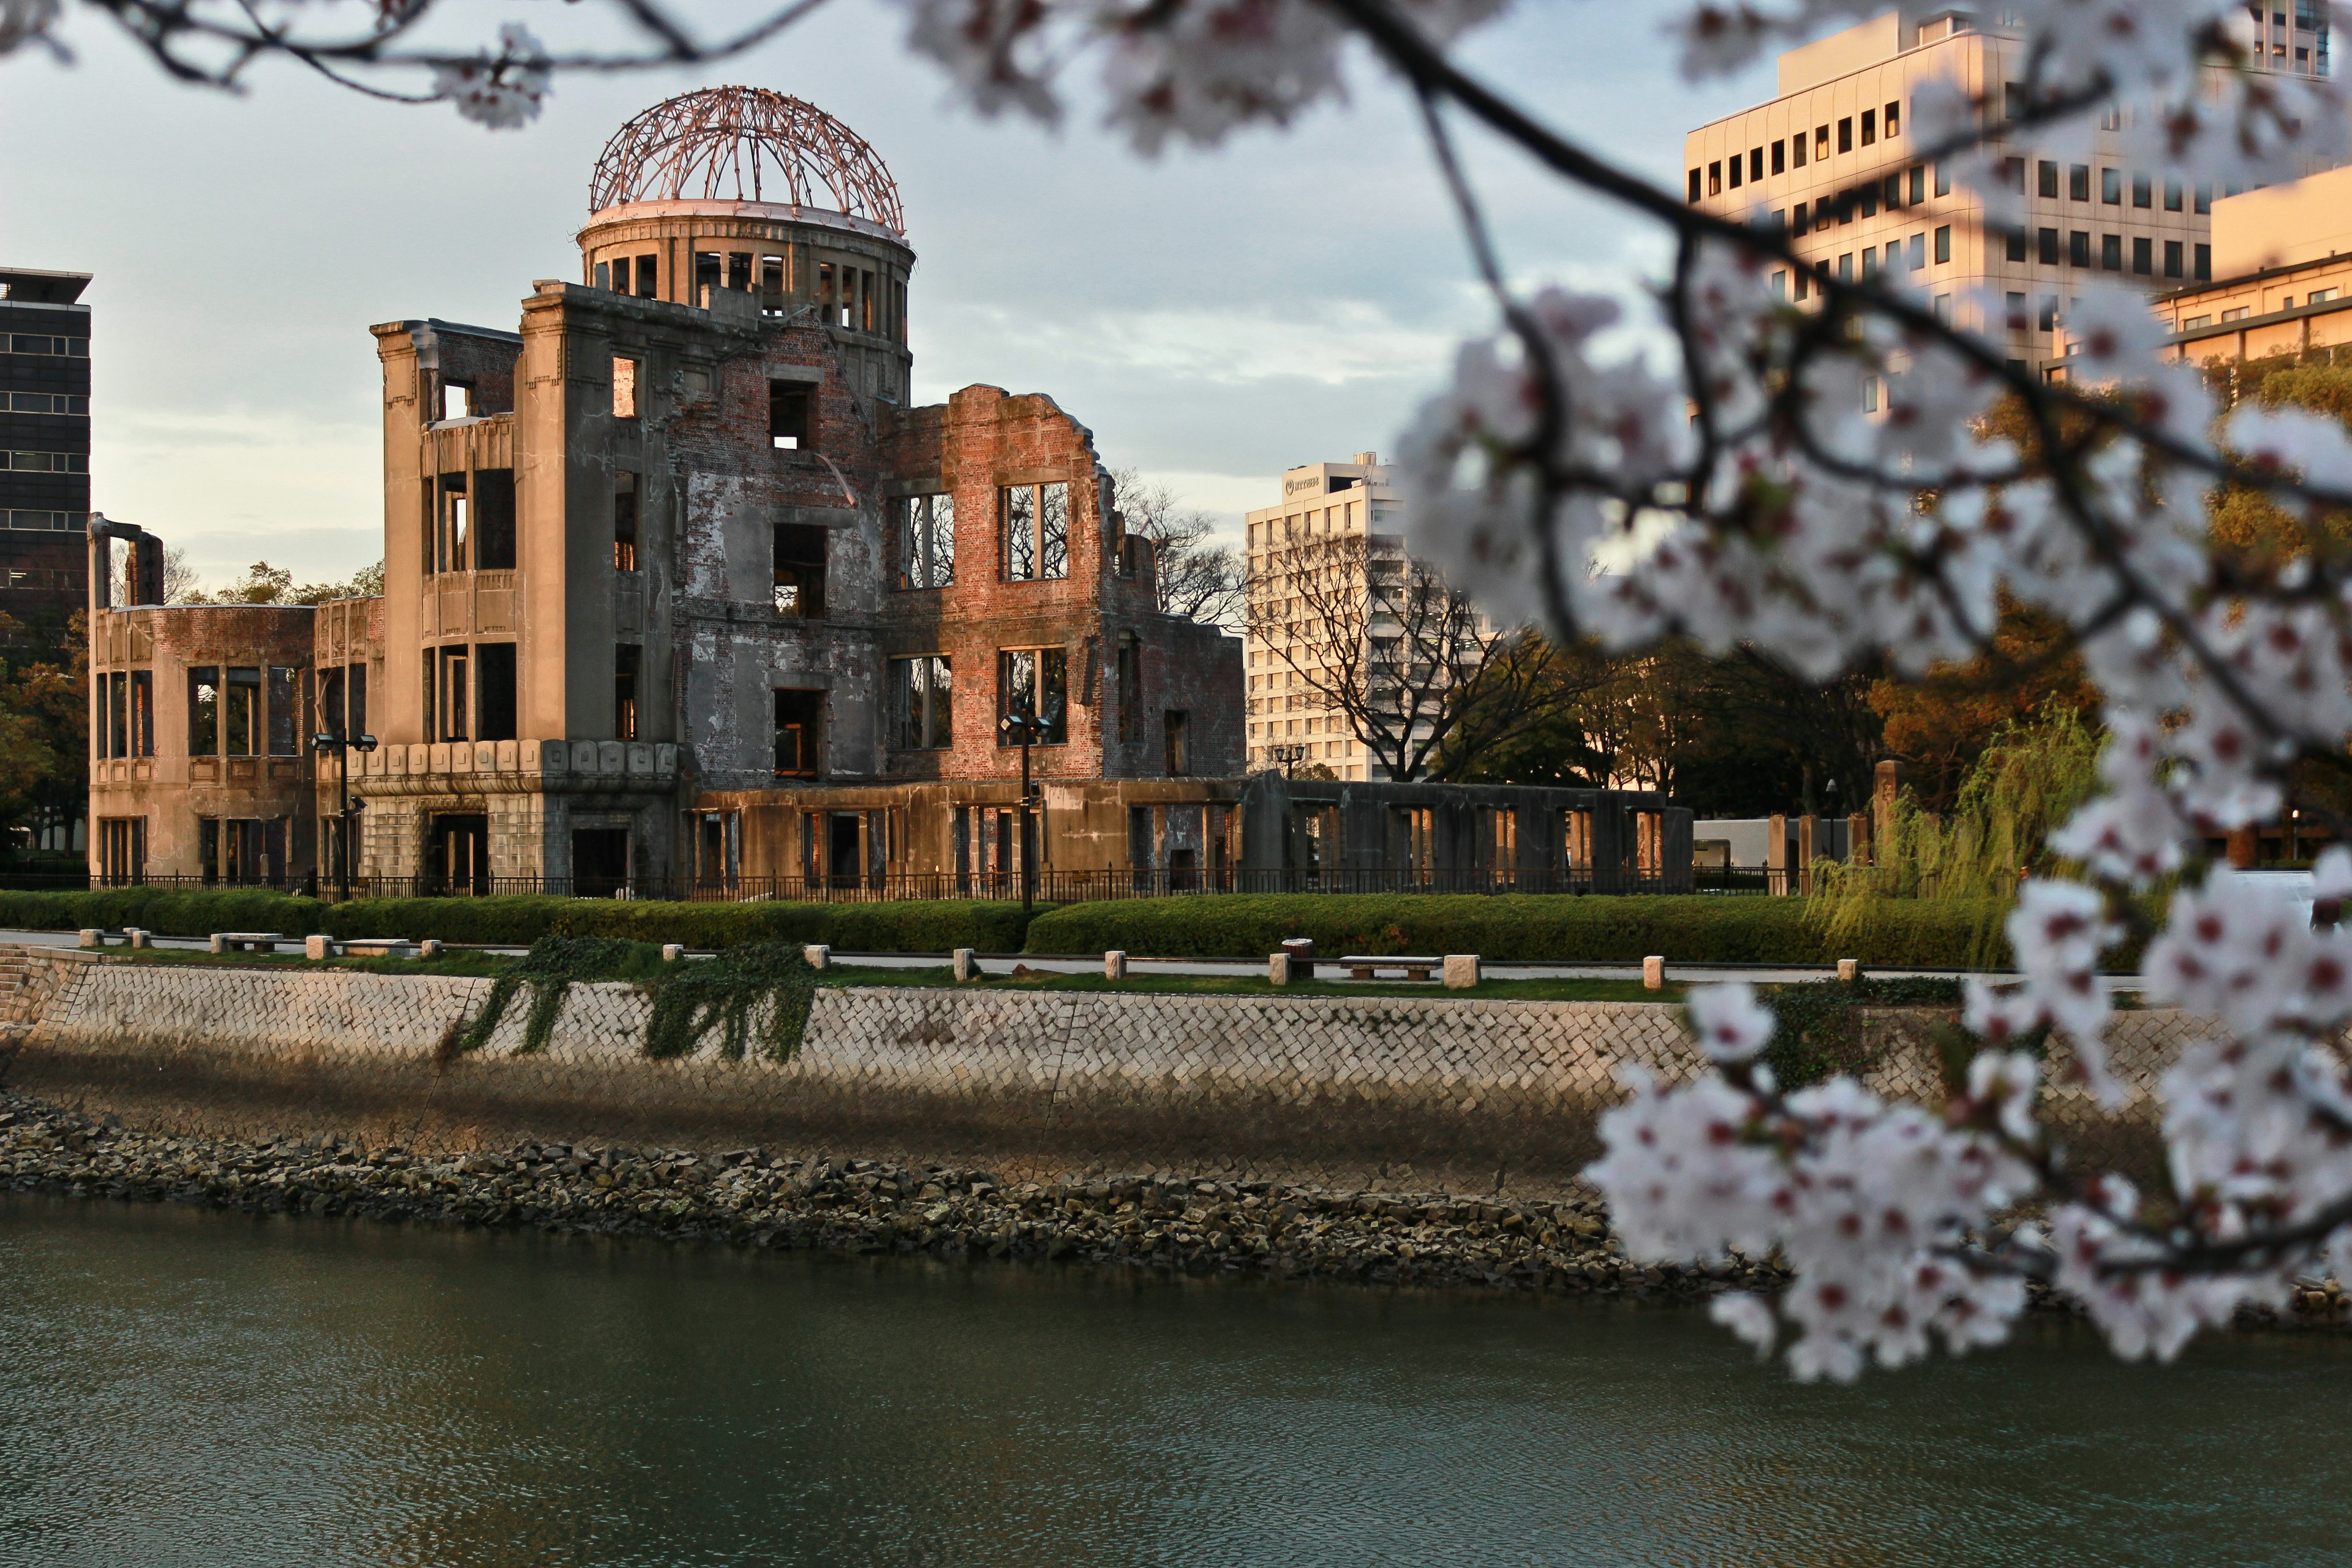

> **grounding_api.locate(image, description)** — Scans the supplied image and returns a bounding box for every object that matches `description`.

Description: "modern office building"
[0,267,92,658]
[1242,454,1401,781]
[1678,9,2309,364]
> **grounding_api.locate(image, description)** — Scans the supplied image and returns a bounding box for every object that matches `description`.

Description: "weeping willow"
[1809,707,2103,968]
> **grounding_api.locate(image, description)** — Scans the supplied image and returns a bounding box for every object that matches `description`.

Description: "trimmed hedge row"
[0,889,1036,954]
[1023,894,2021,968]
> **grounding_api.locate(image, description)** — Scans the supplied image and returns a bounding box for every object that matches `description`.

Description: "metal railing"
[0,865,1816,903]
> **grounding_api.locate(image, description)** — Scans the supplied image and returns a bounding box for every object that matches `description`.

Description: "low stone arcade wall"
[0,948,2214,1195]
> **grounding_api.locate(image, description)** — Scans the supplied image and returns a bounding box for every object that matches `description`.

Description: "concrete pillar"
[1443,954,1480,990]
[1643,955,1664,990]
[1104,949,1127,980]
[1766,813,1790,895]
[1798,815,1817,895]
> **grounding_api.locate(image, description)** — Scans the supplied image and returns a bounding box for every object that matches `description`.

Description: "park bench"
[1339,954,1443,982]
[209,932,285,954]
[339,938,421,959]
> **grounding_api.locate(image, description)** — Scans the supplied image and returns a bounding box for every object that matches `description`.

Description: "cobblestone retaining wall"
[0,950,2214,1194]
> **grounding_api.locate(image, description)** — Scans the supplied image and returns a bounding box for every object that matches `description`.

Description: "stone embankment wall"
[0,946,2212,1195]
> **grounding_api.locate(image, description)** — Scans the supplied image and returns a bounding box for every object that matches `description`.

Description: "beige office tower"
[1678,9,2319,364]
[1243,454,1401,782]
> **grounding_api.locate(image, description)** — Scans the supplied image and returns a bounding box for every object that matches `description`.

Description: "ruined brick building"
[86,87,1245,892]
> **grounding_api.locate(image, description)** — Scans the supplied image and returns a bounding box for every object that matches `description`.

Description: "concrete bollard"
[1643,955,1665,990]
[662,943,685,963]
[953,948,978,982]
[208,933,227,955]
[1444,954,1481,990]
[803,943,831,971]
[304,935,333,961]
[79,929,102,950]
[1104,949,1127,981]
[1836,957,1861,982]
[127,929,151,950]
[419,940,443,960]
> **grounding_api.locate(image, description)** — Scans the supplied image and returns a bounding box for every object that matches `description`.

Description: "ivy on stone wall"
[455,937,818,1063]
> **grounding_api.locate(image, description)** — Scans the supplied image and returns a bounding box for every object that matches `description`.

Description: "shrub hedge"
[0,889,1036,954]
[1023,893,2024,968]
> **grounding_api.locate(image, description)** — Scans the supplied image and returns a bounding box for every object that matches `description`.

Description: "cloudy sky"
[0,2,1778,588]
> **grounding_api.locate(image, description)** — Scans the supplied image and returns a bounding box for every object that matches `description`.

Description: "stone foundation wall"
[0,949,2218,1196]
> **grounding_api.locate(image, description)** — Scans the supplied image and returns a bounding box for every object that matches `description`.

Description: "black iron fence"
[0,865,1811,903]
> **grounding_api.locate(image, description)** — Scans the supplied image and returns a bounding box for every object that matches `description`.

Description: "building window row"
[1,510,86,532]
[423,469,517,575]
[187,665,300,758]
[1689,100,1903,201]
[421,643,518,744]
[0,450,86,473]
[4,393,87,416]
[6,334,88,358]
[95,670,154,759]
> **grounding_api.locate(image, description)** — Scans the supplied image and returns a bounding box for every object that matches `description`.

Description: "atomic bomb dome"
[587,86,905,238]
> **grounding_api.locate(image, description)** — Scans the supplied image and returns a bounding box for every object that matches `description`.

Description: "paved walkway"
[0,927,2143,989]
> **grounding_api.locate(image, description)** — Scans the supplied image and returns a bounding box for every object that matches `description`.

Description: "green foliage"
[1025,893,2020,967]
[458,937,820,1063]
[1809,705,2103,968]
[456,937,666,1057]
[1752,976,1965,1089]
[643,943,820,1062]
[0,888,1036,952]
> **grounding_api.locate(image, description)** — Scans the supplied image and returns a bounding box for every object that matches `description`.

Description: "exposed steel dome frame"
[589,87,905,236]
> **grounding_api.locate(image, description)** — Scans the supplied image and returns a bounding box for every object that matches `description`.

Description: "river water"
[1,1194,2346,1567]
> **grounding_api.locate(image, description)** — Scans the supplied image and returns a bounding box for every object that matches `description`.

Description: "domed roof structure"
[588,87,905,238]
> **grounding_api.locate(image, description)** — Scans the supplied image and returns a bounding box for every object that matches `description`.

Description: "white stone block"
[1836,957,1860,982]
[804,944,831,971]
[953,948,978,982]
[78,929,101,949]
[1104,950,1127,980]
[1268,952,1294,987]
[208,933,227,955]
[304,935,333,961]
[662,943,685,963]
[128,929,150,950]
[420,940,443,960]
[1444,954,1480,990]
[1642,955,1665,990]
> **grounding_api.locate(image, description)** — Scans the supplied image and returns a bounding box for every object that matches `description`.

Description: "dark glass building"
[0,267,91,658]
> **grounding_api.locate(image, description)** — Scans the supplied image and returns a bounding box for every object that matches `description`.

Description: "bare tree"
[1110,468,1243,629]
[1247,524,1591,782]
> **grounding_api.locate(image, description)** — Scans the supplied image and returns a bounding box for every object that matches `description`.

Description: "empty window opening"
[633,255,658,297]
[759,254,786,309]
[1001,481,1069,581]
[896,492,954,589]
[477,641,517,742]
[434,647,470,742]
[769,381,811,450]
[266,666,297,756]
[1164,710,1190,776]
[187,666,219,757]
[436,474,470,574]
[890,655,952,750]
[594,260,611,291]
[998,647,1068,745]
[440,382,473,421]
[614,472,639,572]
[1117,635,1141,744]
[727,251,753,292]
[614,644,639,741]
[774,688,823,777]
[612,357,639,420]
[97,817,145,885]
[217,666,260,757]
[695,251,722,300]
[773,524,828,617]
[475,469,516,570]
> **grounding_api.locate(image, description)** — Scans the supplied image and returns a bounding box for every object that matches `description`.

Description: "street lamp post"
[1271,742,1307,778]
[998,710,1042,914]
[312,729,378,901]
